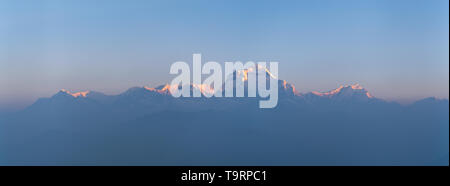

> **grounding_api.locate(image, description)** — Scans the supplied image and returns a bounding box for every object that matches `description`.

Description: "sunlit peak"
[143,86,156,91]
[144,84,174,94]
[60,89,90,98]
[235,65,277,82]
[310,83,374,98]
[350,83,364,90]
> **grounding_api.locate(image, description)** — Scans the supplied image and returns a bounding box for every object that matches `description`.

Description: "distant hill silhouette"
[0,71,448,165]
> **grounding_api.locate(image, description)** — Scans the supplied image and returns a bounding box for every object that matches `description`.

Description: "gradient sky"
[0,0,449,110]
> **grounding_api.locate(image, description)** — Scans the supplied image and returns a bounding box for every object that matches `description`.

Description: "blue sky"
[0,0,448,109]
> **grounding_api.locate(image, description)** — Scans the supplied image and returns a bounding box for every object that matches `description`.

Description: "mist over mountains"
[0,72,448,165]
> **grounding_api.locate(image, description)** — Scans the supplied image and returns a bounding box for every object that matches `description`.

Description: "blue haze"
[0,74,448,165]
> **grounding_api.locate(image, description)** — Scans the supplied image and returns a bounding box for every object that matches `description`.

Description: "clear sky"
[0,0,448,110]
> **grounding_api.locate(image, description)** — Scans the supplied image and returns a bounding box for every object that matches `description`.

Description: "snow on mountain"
[221,65,298,98]
[51,89,109,100]
[301,83,376,104]
[23,67,427,112]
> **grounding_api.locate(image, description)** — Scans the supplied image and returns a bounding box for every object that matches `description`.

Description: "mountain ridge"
[31,66,444,107]
[2,79,448,166]
[35,82,445,108]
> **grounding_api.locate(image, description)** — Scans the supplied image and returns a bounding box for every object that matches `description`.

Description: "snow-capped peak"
[233,65,277,82]
[310,83,373,99]
[350,83,364,90]
[58,89,90,98]
[145,84,215,96]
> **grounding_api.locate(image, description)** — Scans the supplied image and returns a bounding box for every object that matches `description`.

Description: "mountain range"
[0,69,448,165]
